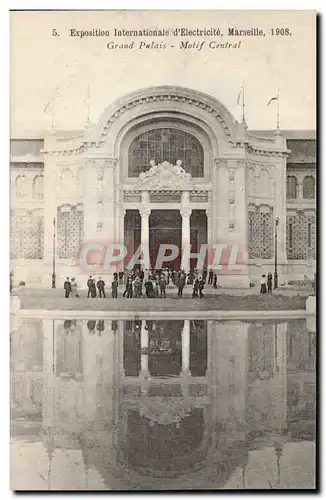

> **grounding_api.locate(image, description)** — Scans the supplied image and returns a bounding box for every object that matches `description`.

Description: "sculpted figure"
[175,159,185,174]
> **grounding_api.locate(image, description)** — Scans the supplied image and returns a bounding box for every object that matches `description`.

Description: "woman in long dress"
[70,277,79,298]
[260,274,267,294]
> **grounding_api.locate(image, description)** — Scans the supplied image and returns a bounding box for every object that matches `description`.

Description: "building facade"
[10,86,316,287]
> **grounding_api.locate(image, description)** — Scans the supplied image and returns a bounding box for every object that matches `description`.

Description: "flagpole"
[242,80,245,123]
[276,89,280,129]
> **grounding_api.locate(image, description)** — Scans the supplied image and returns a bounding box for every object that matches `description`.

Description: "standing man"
[87,276,93,298]
[112,278,118,298]
[198,277,205,299]
[192,278,199,298]
[203,268,208,283]
[123,276,133,298]
[177,273,186,298]
[145,277,154,298]
[64,277,71,298]
[267,273,273,294]
[97,277,106,298]
[90,278,97,298]
[208,269,214,285]
[159,274,166,298]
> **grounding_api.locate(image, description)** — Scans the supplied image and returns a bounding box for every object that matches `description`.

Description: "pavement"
[13,284,311,311]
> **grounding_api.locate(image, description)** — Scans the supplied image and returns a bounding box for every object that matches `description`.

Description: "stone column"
[140,208,150,249]
[140,320,149,377]
[118,320,125,379]
[181,320,191,399]
[82,320,98,423]
[181,191,191,245]
[181,209,191,246]
[118,207,126,272]
[139,196,151,269]
[181,320,190,375]
[180,192,192,272]
[206,207,213,268]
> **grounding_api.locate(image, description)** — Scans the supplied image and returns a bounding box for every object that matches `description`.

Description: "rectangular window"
[289,223,293,248]
[308,223,312,247]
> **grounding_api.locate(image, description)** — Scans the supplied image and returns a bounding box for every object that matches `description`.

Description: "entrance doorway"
[123,208,207,270]
[149,210,181,269]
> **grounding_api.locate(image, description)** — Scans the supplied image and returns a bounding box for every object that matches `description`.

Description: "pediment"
[137,160,194,191]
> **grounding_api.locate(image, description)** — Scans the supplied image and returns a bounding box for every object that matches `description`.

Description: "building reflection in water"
[10,317,316,490]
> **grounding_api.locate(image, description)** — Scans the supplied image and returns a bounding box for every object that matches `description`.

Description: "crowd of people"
[116,268,218,299]
[63,268,219,299]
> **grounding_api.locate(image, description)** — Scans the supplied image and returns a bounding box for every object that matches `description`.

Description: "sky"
[10,10,316,135]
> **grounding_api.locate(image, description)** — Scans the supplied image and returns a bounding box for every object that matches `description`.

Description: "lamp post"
[274,217,280,289]
[52,217,56,288]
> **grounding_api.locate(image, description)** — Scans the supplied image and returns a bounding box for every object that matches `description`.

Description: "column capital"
[96,165,104,181]
[181,190,190,205]
[139,207,151,218]
[180,207,192,218]
[106,157,118,168]
[141,190,150,205]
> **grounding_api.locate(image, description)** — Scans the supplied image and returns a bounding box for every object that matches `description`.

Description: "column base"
[139,369,150,380]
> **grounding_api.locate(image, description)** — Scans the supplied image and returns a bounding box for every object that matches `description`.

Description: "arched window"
[128,128,204,178]
[303,175,315,199]
[32,175,43,199]
[286,176,298,199]
[15,175,26,197]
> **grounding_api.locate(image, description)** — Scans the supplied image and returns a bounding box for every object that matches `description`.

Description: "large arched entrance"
[121,120,211,270]
[81,86,252,286]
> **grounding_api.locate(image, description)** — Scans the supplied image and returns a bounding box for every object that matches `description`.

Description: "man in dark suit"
[87,276,93,298]
[112,279,118,298]
[97,277,106,298]
[64,277,71,298]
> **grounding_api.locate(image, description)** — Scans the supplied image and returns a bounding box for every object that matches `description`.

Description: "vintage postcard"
[10,10,316,491]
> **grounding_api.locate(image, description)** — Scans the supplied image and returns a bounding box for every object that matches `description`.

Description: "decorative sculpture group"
[138,159,193,189]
